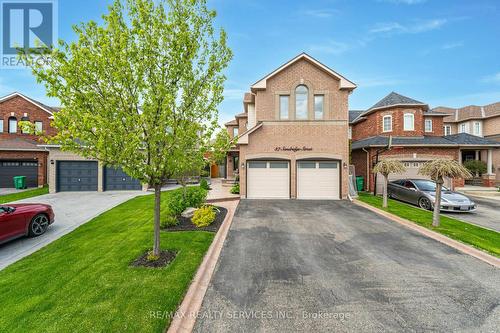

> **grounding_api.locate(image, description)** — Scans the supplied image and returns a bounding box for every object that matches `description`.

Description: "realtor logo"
[0,0,57,68]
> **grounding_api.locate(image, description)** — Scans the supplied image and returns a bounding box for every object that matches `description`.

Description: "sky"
[1,0,499,127]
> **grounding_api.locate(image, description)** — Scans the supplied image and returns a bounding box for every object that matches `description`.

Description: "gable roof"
[251,53,356,91]
[369,92,427,111]
[435,102,500,123]
[0,92,57,117]
[349,110,364,123]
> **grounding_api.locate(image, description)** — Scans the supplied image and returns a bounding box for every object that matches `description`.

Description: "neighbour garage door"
[297,161,340,200]
[0,161,38,188]
[57,161,98,192]
[247,160,289,199]
[104,166,142,191]
[375,161,451,194]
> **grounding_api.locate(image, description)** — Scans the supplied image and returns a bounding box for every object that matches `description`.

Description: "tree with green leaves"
[20,0,232,256]
[419,159,472,227]
[373,159,406,208]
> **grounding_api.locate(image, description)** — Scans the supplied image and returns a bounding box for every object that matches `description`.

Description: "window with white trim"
[473,121,481,136]
[35,121,43,133]
[0,119,3,133]
[279,95,289,119]
[8,117,17,133]
[382,115,392,132]
[459,123,467,133]
[295,85,308,120]
[232,127,238,138]
[403,113,414,131]
[424,119,432,132]
[443,125,451,136]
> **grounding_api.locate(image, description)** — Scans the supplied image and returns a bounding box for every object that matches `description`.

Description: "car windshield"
[413,180,448,192]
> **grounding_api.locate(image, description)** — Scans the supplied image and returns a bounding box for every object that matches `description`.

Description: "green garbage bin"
[13,176,27,189]
[355,176,364,191]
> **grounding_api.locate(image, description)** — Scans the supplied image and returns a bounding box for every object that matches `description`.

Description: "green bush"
[165,186,208,216]
[200,178,210,190]
[192,205,216,227]
[463,160,487,176]
[230,183,239,194]
[161,215,179,228]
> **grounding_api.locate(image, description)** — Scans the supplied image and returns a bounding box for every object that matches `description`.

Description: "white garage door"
[297,161,340,200]
[247,160,289,199]
[375,161,450,194]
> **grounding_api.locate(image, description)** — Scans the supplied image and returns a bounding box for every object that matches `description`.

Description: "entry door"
[247,161,289,199]
[297,161,340,200]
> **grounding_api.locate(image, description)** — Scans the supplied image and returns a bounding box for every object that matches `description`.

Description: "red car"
[0,204,55,244]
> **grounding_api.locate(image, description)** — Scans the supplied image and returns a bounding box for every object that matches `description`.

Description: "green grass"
[0,190,214,333]
[358,192,500,257]
[0,186,49,204]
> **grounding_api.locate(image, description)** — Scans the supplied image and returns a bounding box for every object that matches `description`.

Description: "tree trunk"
[432,178,443,227]
[382,174,388,208]
[153,184,161,256]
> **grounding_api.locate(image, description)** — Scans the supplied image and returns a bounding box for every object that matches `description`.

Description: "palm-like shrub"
[419,159,472,227]
[373,160,406,208]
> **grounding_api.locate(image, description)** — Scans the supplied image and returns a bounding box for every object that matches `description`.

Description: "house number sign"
[274,146,313,152]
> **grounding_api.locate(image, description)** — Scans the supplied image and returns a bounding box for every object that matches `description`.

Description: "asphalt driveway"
[195,200,500,333]
[0,191,143,271]
[444,196,500,232]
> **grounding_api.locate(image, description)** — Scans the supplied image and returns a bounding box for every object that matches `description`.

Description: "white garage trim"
[246,160,290,199]
[297,160,340,200]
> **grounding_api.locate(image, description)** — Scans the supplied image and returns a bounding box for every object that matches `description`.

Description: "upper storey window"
[382,115,392,132]
[8,117,17,133]
[232,127,238,138]
[295,85,308,120]
[314,95,324,120]
[279,95,289,119]
[403,113,414,131]
[424,119,432,132]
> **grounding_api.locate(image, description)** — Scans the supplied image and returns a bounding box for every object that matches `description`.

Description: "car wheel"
[418,197,432,211]
[28,214,50,237]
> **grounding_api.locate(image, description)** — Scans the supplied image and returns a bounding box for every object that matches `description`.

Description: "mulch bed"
[131,250,177,268]
[163,206,228,233]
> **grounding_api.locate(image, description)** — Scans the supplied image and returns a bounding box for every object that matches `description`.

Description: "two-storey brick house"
[224,53,356,199]
[433,102,500,185]
[350,92,500,193]
[0,92,58,188]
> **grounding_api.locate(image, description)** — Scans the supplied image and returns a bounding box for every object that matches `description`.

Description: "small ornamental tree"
[20,0,232,256]
[419,159,472,227]
[373,160,406,208]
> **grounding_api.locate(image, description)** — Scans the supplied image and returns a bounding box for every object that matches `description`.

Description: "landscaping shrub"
[192,205,216,227]
[161,215,179,228]
[165,186,208,216]
[146,251,160,262]
[463,160,487,176]
[200,178,210,190]
[230,183,239,194]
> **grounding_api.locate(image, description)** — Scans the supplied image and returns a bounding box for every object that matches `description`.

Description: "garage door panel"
[297,161,339,200]
[57,161,98,192]
[104,167,142,191]
[247,161,289,199]
[0,161,38,188]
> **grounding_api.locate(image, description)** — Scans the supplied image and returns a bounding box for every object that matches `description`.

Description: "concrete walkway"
[0,191,143,271]
[444,195,500,232]
[207,178,239,202]
[195,200,500,332]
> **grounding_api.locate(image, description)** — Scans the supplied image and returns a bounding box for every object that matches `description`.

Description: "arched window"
[20,116,29,134]
[295,85,308,119]
[8,117,17,133]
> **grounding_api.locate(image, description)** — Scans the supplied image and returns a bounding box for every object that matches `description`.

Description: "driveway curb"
[353,199,500,268]
[166,199,239,333]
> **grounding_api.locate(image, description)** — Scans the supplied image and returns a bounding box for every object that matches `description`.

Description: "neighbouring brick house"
[350,92,500,193]
[433,102,500,185]
[0,92,58,188]
[224,53,356,199]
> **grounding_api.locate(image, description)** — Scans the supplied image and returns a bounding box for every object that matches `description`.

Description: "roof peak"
[368,92,426,111]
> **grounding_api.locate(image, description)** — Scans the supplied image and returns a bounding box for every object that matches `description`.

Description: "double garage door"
[0,160,38,188]
[56,161,141,192]
[247,160,340,200]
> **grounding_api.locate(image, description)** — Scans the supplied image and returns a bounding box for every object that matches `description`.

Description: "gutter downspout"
[362,148,370,191]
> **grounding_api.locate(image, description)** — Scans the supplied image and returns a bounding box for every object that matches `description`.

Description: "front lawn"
[357,193,500,257]
[0,186,49,204]
[0,190,214,333]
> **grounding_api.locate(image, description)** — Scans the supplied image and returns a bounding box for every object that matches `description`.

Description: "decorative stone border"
[165,199,239,333]
[353,199,500,268]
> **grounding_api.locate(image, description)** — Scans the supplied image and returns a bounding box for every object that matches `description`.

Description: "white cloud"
[302,9,338,18]
[370,19,447,34]
[441,41,464,50]
[481,72,500,83]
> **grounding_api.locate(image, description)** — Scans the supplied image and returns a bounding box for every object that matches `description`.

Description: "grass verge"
[0,190,214,333]
[0,186,49,204]
[357,192,500,257]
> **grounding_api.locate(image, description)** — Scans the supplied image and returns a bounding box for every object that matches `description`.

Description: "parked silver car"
[387,179,477,212]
